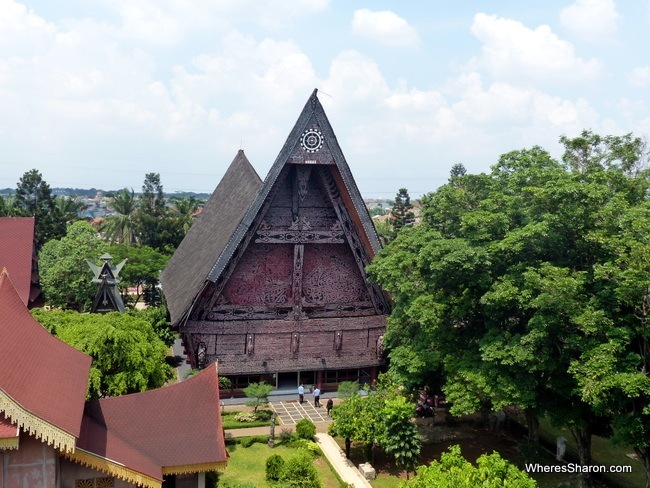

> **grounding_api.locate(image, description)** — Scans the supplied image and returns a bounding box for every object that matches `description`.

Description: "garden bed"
[221,409,278,429]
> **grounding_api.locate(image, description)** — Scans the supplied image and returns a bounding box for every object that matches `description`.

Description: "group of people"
[298,383,333,415]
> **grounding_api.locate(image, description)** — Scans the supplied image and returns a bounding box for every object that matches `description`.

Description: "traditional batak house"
[160,90,391,392]
[0,271,227,488]
[87,253,127,313]
[0,217,41,307]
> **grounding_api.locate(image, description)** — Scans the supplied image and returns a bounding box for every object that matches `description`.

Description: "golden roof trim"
[0,389,76,452]
[63,448,161,488]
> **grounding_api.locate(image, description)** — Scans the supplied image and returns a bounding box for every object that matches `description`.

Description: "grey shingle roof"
[160,150,262,324]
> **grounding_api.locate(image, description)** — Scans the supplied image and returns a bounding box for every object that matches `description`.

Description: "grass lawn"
[539,418,645,487]
[215,440,343,488]
[221,410,278,429]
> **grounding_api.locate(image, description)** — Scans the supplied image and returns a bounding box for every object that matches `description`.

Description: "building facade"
[161,90,391,391]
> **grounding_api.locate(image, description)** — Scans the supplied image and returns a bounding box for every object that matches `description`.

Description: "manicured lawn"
[539,418,645,487]
[215,440,343,487]
[221,410,278,429]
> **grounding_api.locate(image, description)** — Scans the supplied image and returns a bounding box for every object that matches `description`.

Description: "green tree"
[39,221,107,311]
[380,396,421,476]
[136,173,185,251]
[102,188,139,245]
[31,308,173,399]
[368,133,650,486]
[400,445,536,488]
[279,449,321,488]
[0,194,18,216]
[243,382,273,413]
[13,169,59,247]
[330,377,420,471]
[126,306,175,347]
[390,188,415,232]
[170,195,200,235]
[108,244,170,306]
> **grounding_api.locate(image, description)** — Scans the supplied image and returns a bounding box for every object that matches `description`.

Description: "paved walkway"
[271,400,330,424]
[224,400,373,487]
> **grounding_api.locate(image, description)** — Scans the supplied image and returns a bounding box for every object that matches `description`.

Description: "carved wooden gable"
[197,162,387,322]
[182,90,389,373]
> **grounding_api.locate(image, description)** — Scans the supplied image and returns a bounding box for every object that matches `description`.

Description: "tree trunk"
[570,427,594,488]
[634,446,650,488]
[345,438,351,459]
[524,408,539,442]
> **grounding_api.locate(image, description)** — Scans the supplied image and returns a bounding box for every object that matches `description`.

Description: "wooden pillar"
[316,370,324,390]
[369,366,378,386]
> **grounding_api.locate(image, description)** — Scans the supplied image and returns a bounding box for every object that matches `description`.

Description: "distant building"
[161,90,391,391]
[87,253,126,313]
[0,271,227,488]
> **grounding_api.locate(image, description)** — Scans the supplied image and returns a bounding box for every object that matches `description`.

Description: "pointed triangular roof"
[0,217,40,306]
[162,90,382,326]
[0,271,92,452]
[161,150,263,324]
[206,89,381,285]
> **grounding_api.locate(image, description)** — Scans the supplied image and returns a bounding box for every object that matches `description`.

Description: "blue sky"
[1,0,649,197]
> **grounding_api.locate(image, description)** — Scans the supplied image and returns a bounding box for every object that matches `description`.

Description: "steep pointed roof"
[206,89,381,285]
[0,272,92,452]
[0,217,39,306]
[68,363,227,488]
[162,90,382,326]
[160,150,263,324]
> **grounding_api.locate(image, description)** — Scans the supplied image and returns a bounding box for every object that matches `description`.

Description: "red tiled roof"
[77,363,227,482]
[0,217,37,306]
[0,272,92,441]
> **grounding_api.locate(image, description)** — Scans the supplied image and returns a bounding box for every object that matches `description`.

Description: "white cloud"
[627,66,650,87]
[469,13,603,84]
[351,9,420,48]
[560,0,619,43]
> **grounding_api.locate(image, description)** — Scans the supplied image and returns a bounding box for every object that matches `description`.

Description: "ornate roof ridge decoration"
[206,89,382,288]
[0,436,19,450]
[0,389,77,452]
[63,448,161,488]
[162,461,228,476]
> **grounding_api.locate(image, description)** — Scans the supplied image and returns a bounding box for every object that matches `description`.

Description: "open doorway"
[277,372,298,391]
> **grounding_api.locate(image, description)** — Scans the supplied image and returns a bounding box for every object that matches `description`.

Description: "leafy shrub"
[293,438,321,455]
[280,449,322,488]
[234,412,258,423]
[240,435,268,448]
[255,409,273,421]
[279,427,294,444]
[295,418,316,440]
[265,454,285,481]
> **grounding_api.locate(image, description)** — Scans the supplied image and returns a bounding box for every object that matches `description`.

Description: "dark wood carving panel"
[302,244,370,304]
[219,243,294,306]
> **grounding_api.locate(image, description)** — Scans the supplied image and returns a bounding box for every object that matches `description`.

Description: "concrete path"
[271,400,330,425]
[315,433,373,488]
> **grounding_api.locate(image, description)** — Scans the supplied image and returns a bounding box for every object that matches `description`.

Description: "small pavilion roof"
[70,363,227,487]
[0,271,92,452]
[0,217,38,306]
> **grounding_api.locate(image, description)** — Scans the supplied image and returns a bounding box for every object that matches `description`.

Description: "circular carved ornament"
[301,128,323,153]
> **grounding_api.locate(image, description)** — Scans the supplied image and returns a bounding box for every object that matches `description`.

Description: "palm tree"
[102,188,139,244]
[171,196,200,235]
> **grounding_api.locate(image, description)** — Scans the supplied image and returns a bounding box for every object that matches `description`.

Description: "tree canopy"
[39,221,107,311]
[400,445,536,488]
[31,308,173,399]
[368,131,650,486]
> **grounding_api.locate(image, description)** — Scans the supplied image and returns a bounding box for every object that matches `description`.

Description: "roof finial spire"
[1,266,7,276]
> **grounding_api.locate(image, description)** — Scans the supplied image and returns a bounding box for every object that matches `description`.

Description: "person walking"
[298,384,305,404]
[313,386,321,407]
[326,398,333,416]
